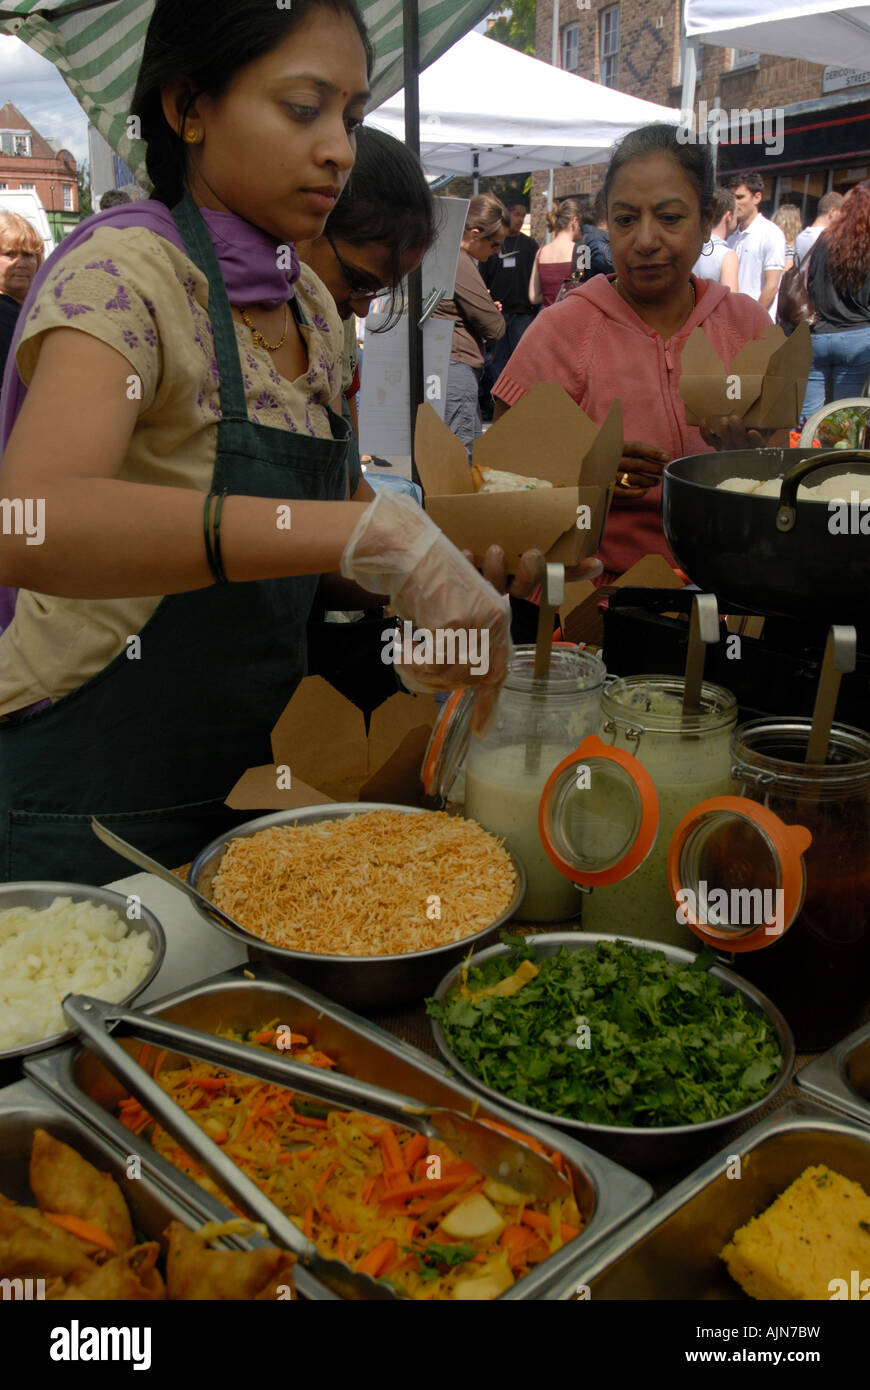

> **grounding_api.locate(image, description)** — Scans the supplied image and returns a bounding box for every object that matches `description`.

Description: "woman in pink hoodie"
[492,124,775,581]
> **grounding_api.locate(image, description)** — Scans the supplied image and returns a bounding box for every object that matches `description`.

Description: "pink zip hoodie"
[493,275,772,579]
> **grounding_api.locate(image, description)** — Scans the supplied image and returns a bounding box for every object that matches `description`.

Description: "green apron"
[0,193,349,883]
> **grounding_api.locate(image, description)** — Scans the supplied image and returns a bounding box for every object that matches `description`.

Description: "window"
[600,5,619,87]
[18,183,35,191]
[63,184,74,210]
[0,183,7,191]
[561,23,579,72]
[729,48,759,70]
[0,131,32,156]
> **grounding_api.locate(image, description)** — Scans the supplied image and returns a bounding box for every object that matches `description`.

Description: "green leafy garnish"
[412,1241,476,1282]
[426,940,782,1129]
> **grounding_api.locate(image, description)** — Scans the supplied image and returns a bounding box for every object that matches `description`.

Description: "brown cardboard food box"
[225,676,440,812]
[679,321,812,431]
[414,382,624,570]
[560,554,684,648]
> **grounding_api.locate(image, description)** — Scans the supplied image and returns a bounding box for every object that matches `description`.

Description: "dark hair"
[825,180,870,292]
[592,188,608,224]
[710,185,735,224]
[506,197,528,212]
[603,123,715,222]
[726,171,764,196]
[100,189,133,209]
[131,0,373,208]
[327,125,436,327]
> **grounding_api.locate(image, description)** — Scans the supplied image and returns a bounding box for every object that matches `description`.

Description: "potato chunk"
[440,1193,503,1240]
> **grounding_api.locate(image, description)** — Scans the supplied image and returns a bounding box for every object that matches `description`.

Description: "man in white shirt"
[793,190,845,266]
[725,172,786,320]
[692,187,739,290]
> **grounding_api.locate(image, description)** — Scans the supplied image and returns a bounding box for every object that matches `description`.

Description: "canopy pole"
[404,0,422,485]
[680,3,699,127]
[546,0,560,240]
[472,149,479,196]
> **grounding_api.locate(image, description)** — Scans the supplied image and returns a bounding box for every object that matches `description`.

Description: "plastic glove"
[340,489,511,734]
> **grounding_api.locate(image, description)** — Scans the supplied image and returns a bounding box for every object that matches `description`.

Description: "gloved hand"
[340,489,511,734]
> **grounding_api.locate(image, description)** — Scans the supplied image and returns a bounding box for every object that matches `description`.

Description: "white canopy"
[368,31,680,177]
[683,0,870,66]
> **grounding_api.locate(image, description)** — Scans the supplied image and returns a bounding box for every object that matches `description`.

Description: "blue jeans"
[802,324,870,418]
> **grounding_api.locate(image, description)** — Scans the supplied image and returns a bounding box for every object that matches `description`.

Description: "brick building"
[531,1,870,238]
[0,100,79,241]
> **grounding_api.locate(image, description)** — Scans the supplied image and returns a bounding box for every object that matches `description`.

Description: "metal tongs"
[62,994,570,1300]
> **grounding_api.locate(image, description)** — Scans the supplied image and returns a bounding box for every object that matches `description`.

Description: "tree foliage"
[77,157,92,217]
[488,0,537,56]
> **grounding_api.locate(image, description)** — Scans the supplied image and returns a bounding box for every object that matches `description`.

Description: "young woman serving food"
[0,0,584,883]
[492,124,779,582]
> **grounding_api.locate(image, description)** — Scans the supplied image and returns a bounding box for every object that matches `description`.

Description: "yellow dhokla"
[721,1165,870,1300]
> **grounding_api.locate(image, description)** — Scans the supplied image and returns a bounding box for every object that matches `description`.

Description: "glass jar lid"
[421,688,473,802]
[537,738,813,948]
[538,735,660,884]
[667,796,813,953]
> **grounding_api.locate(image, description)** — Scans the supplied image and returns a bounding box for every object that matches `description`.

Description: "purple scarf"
[0,198,300,631]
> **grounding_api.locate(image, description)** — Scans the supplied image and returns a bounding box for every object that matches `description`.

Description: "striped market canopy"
[0,0,493,188]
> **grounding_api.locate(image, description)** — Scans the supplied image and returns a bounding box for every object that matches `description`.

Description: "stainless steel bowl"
[430,932,795,1173]
[187,803,526,1012]
[0,881,166,1063]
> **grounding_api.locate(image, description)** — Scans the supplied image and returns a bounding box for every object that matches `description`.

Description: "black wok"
[662,448,870,626]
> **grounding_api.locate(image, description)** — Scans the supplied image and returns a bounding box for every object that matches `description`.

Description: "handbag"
[776,249,817,331]
[555,239,588,304]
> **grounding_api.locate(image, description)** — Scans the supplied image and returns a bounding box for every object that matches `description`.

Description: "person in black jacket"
[480,198,538,381]
[578,189,614,280]
[0,213,42,392]
[803,180,870,416]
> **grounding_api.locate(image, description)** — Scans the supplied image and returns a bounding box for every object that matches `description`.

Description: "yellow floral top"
[0,224,342,715]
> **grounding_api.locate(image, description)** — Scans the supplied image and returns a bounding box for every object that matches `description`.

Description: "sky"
[0,18,491,173]
[0,34,93,167]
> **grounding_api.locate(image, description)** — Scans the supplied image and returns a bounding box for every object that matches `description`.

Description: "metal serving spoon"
[90,817,258,942]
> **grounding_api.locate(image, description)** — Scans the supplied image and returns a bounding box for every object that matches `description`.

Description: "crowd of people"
[0,0,867,884]
[439,159,870,475]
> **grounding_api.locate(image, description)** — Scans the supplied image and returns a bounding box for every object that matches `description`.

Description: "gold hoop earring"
[184,129,201,144]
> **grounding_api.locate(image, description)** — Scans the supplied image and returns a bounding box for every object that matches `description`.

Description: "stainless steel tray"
[25,962,653,1301]
[532,1097,870,1300]
[796,1021,870,1128]
[430,932,795,1173]
[186,803,526,1012]
[0,1077,290,1272]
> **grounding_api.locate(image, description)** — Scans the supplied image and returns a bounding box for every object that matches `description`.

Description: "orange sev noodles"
[118,1024,583,1301]
[209,810,517,956]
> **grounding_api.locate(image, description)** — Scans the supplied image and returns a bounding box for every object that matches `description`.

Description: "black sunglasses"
[325,231,391,302]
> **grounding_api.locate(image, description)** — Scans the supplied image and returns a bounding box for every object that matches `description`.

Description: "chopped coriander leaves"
[409,1241,477,1281]
[427,939,782,1129]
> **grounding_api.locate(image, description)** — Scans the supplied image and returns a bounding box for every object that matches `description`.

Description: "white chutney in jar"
[463,646,606,922]
[581,676,737,946]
